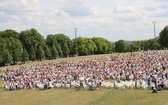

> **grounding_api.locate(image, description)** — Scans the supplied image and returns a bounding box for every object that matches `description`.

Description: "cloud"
[159,3,168,9]
[0,0,167,41]
[113,6,135,13]
[54,0,94,17]
[112,5,146,23]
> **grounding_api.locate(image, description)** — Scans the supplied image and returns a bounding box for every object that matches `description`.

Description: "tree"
[37,45,44,61]
[55,34,72,57]
[0,37,6,64]
[72,37,97,55]
[115,40,127,52]
[0,29,19,39]
[22,48,29,62]
[51,45,58,59]
[19,28,45,60]
[0,30,23,65]
[9,37,23,64]
[92,37,113,54]
[2,49,13,65]
[29,46,36,61]
[44,45,52,60]
[46,34,62,58]
[128,41,139,51]
[159,26,168,48]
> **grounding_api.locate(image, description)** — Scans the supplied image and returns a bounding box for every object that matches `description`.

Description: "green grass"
[1,79,168,105]
[1,52,168,105]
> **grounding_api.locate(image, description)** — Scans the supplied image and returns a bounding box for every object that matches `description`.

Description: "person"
[135,79,137,89]
[77,80,84,91]
[97,77,103,90]
[157,78,164,92]
[151,73,157,91]
[90,80,96,91]
[139,79,143,89]
[147,77,151,88]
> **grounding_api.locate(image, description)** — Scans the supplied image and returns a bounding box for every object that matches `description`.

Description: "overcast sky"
[0,0,168,41]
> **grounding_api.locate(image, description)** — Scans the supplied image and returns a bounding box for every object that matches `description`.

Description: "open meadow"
[0,53,168,105]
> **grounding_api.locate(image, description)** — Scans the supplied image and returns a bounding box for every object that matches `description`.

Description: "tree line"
[115,26,168,52]
[0,28,114,66]
[0,26,168,66]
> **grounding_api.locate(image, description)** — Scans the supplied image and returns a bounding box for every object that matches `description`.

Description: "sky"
[0,0,168,41]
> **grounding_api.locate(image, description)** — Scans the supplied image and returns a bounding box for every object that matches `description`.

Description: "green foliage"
[0,37,6,64]
[127,41,139,51]
[72,37,97,55]
[29,46,36,61]
[44,45,52,60]
[92,37,113,54]
[2,49,13,64]
[37,45,44,61]
[46,34,63,57]
[159,26,168,48]
[55,34,71,57]
[22,48,29,62]
[10,38,23,64]
[115,40,128,52]
[0,31,23,65]
[0,29,19,39]
[51,45,58,59]
[19,28,45,60]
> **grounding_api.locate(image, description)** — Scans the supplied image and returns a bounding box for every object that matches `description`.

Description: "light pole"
[152,21,157,38]
[74,28,78,57]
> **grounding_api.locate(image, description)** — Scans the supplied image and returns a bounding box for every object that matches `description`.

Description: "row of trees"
[115,26,168,52]
[0,28,114,66]
[115,37,161,52]
[0,26,168,66]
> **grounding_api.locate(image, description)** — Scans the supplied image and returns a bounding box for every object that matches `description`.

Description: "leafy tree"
[9,37,23,64]
[19,28,45,60]
[29,46,36,61]
[115,40,127,52]
[55,34,71,57]
[0,37,6,64]
[44,45,52,60]
[92,37,113,54]
[46,34,62,58]
[72,37,97,55]
[0,29,19,39]
[0,31,23,64]
[128,41,139,51]
[22,48,29,62]
[2,49,13,65]
[51,45,58,59]
[37,45,44,61]
[159,26,168,48]
[153,37,162,50]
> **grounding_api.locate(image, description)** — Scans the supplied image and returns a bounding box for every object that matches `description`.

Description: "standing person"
[135,79,137,89]
[97,77,103,90]
[147,77,151,89]
[157,78,164,92]
[151,73,158,93]
[90,79,96,91]
[77,80,84,91]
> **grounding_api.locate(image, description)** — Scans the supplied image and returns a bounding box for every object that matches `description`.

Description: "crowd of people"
[1,50,168,92]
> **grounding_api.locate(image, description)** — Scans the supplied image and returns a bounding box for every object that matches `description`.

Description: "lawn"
[0,53,168,105]
[0,79,168,105]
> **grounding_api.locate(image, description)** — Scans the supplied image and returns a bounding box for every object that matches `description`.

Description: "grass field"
[0,53,168,105]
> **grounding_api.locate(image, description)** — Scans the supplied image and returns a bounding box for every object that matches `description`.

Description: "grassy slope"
[91,89,168,105]
[1,80,168,105]
[0,54,113,70]
[0,52,168,105]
